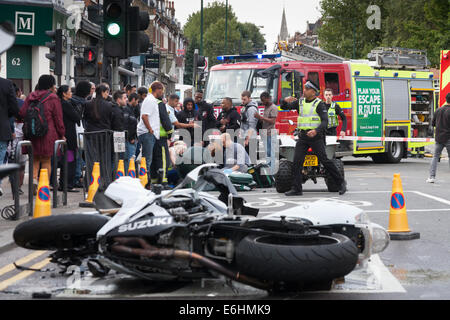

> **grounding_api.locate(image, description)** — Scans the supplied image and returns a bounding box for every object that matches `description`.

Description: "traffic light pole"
[193,49,198,92]
[112,58,120,91]
[66,37,72,85]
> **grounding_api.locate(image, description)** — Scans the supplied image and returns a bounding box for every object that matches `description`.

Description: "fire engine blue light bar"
[217,53,281,61]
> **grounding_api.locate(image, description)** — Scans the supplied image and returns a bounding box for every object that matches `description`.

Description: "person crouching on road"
[280,81,347,196]
[427,93,450,183]
[209,132,250,174]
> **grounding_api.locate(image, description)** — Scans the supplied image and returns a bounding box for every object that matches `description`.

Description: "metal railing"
[2,141,34,220]
[53,140,67,208]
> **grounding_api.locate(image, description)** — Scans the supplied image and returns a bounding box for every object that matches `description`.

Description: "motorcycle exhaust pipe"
[111,238,270,291]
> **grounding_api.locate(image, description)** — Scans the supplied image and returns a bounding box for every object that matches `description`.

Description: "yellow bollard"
[139,157,148,187]
[387,173,420,240]
[33,169,51,218]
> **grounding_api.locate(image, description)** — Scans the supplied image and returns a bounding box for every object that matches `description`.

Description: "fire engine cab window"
[250,73,270,100]
[308,72,320,88]
[281,72,302,101]
[324,73,340,95]
[204,69,252,103]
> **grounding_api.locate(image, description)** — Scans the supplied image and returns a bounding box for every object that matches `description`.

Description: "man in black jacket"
[194,90,217,142]
[71,80,91,188]
[217,97,241,134]
[176,98,200,146]
[113,90,136,173]
[0,60,19,196]
[427,93,450,183]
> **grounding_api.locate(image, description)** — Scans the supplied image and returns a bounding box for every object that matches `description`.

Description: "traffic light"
[127,6,150,56]
[103,0,127,58]
[45,29,63,75]
[82,47,98,77]
[197,55,206,69]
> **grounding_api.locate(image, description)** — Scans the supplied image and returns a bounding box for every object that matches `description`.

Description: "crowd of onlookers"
[0,68,279,195]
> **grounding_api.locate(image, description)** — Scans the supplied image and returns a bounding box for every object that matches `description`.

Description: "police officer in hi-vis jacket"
[280,81,347,196]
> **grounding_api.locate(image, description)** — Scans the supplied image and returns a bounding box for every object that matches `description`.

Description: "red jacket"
[19,90,65,157]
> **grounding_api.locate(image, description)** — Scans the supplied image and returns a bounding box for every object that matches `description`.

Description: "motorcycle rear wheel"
[235,233,358,286]
[13,214,109,250]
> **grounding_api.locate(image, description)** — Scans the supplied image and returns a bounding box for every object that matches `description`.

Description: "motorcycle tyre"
[235,233,358,286]
[274,160,293,193]
[324,159,345,192]
[13,214,109,250]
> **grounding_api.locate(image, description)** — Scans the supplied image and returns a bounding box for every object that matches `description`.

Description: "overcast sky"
[172,0,322,53]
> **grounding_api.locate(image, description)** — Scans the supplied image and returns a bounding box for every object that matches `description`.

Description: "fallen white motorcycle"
[14,164,390,292]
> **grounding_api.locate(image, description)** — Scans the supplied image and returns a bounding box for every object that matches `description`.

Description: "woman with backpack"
[19,75,65,194]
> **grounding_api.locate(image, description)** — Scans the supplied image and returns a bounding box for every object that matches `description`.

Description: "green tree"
[318,0,449,66]
[318,0,384,60]
[184,36,198,86]
[182,1,266,84]
[237,22,266,54]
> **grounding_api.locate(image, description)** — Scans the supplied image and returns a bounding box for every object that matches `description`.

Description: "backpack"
[23,92,51,139]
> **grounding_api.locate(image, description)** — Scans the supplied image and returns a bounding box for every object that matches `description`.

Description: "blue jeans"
[124,141,137,173]
[429,140,450,178]
[74,149,85,185]
[0,141,8,185]
[263,133,277,174]
[138,133,156,179]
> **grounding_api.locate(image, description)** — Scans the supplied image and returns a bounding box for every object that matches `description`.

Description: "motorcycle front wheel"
[13,214,109,250]
[235,233,358,285]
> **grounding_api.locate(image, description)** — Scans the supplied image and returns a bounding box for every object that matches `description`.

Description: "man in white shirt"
[137,82,163,188]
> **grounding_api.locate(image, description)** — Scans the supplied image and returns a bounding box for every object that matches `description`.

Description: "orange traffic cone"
[128,157,136,178]
[34,169,51,218]
[387,173,420,240]
[139,157,148,187]
[116,160,125,179]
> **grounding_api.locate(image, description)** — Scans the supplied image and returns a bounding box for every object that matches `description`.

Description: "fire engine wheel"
[274,160,293,193]
[325,159,345,192]
[13,214,109,250]
[235,233,358,285]
[385,132,405,163]
[371,132,404,164]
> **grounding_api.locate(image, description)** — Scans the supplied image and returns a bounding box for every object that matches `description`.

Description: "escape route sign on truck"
[355,80,383,149]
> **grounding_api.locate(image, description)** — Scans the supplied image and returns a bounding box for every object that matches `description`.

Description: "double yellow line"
[0,251,50,291]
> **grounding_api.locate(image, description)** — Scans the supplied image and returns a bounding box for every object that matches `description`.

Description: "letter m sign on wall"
[15,12,35,36]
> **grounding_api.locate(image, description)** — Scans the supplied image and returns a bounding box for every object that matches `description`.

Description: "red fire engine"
[205,49,436,163]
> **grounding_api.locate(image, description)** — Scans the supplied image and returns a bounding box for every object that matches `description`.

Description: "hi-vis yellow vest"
[157,99,174,138]
[327,102,339,128]
[297,98,321,130]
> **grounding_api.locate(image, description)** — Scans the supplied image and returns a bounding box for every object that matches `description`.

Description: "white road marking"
[325,255,406,294]
[413,191,450,206]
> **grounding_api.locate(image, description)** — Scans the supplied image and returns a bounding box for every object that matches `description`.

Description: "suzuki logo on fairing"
[118,217,173,233]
